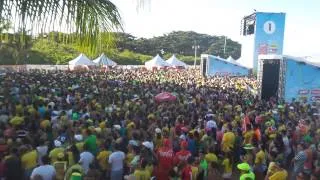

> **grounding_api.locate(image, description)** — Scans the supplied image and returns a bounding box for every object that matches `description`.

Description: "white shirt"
[206,120,217,129]
[283,136,292,155]
[79,151,94,174]
[108,151,125,171]
[31,165,56,180]
[36,145,48,165]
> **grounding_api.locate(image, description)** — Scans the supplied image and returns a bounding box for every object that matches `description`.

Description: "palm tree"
[0,0,122,53]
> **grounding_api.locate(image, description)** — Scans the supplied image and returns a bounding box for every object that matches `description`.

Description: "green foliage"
[116,31,241,59]
[109,49,152,65]
[0,31,241,65]
[0,0,122,54]
[31,39,78,64]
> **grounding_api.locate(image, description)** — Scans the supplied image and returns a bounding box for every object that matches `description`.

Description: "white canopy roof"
[259,54,320,68]
[93,53,117,66]
[235,57,252,69]
[145,54,170,68]
[68,54,95,66]
[227,56,235,62]
[166,54,187,67]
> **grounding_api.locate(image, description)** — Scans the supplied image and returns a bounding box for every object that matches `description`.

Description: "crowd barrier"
[0,65,198,72]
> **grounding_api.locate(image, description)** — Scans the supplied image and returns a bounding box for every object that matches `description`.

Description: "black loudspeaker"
[247,24,255,35]
[261,60,280,101]
[201,57,207,76]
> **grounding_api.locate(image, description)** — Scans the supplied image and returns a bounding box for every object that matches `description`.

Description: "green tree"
[114,31,241,59]
[0,0,122,54]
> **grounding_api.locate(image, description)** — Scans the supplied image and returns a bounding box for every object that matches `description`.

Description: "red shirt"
[175,150,191,165]
[157,147,174,169]
[175,124,183,134]
[181,165,193,180]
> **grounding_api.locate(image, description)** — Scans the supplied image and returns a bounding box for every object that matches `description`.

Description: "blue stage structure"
[200,54,250,76]
[258,55,320,103]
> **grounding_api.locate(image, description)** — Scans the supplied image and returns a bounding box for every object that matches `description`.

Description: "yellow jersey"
[134,169,151,180]
[96,150,111,170]
[21,150,37,170]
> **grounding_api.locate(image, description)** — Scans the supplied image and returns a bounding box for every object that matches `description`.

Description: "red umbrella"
[155,92,177,103]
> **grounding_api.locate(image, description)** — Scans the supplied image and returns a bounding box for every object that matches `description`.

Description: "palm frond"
[0,0,122,54]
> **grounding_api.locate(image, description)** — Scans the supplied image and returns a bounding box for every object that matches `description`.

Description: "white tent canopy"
[236,57,252,69]
[68,54,95,66]
[93,53,117,66]
[227,56,235,62]
[166,54,187,68]
[145,54,170,69]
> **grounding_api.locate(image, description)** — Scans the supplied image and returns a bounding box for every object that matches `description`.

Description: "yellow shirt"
[96,150,111,170]
[53,161,67,180]
[154,137,163,150]
[16,105,23,114]
[21,150,37,169]
[222,158,232,173]
[243,130,254,145]
[49,147,64,164]
[269,169,288,180]
[222,132,235,152]
[126,153,134,165]
[191,166,199,180]
[255,150,266,165]
[146,165,153,175]
[205,153,218,163]
[67,151,75,166]
[267,162,276,175]
[134,169,151,180]
[75,142,84,152]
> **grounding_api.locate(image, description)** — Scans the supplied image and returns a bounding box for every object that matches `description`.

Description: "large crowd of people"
[0,68,319,180]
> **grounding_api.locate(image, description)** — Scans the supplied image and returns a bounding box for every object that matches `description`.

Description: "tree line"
[0,30,241,65]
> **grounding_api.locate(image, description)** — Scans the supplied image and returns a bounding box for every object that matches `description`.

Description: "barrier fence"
[0,65,198,72]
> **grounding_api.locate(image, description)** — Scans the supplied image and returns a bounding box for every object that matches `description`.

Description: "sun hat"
[237,162,251,171]
[155,128,162,134]
[142,141,154,150]
[127,122,135,128]
[94,127,102,134]
[243,144,254,150]
[54,140,62,147]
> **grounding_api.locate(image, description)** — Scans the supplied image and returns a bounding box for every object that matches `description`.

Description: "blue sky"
[111,0,320,58]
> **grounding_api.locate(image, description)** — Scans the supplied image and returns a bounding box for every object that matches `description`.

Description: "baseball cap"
[237,162,251,171]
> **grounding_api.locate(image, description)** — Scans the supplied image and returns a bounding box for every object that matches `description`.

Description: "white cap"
[48,102,55,108]
[179,134,186,140]
[142,141,154,150]
[155,128,162,134]
[113,125,121,130]
[289,106,294,110]
[54,140,62,147]
[129,140,138,146]
[74,134,83,141]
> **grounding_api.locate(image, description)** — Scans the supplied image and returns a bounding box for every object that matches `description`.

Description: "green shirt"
[70,172,82,180]
[240,171,255,180]
[200,160,208,177]
[72,112,79,121]
[84,135,97,155]
[65,164,84,180]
